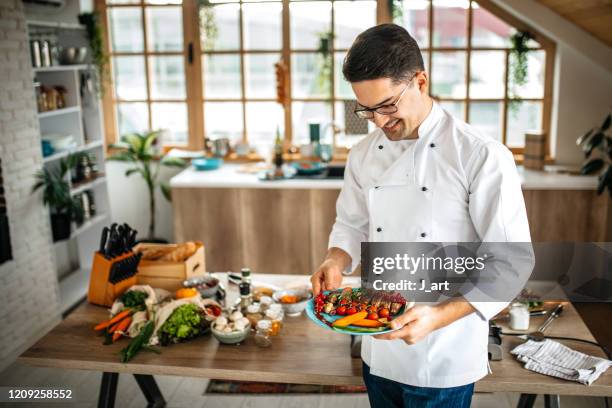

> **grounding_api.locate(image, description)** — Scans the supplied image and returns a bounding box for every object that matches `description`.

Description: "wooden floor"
[0,361,607,408]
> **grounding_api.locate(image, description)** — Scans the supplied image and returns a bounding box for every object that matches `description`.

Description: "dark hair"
[342,24,424,84]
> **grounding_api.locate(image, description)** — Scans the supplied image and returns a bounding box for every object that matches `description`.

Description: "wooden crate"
[134,242,206,292]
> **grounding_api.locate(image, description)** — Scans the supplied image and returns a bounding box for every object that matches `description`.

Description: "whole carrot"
[94,309,132,331]
[112,317,132,342]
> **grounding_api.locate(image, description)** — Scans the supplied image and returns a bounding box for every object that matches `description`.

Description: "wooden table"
[19,275,612,408]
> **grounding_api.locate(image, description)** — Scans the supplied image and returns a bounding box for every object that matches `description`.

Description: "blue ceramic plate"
[305,289,406,336]
[192,158,223,171]
[291,161,326,175]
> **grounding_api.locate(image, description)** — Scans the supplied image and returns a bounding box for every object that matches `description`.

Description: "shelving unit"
[27,21,111,314]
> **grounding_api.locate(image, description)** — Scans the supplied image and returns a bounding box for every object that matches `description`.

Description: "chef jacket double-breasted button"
[378,145,384,150]
[422,186,428,192]
[430,143,436,148]
[376,227,382,232]
[420,232,427,238]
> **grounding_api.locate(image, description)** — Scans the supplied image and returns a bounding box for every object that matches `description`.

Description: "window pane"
[146,0,182,4]
[422,50,429,73]
[509,50,545,99]
[117,103,149,136]
[507,101,542,147]
[113,56,147,100]
[431,51,466,98]
[292,53,331,99]
[334,1,376,49]
[397,0,429,48]
[107,0,139,4]
[109,7,143,52]
[149,56,186,100]
[151,103,188,143]
[245,53,279,99]
[203,54,242,99]
[290,2,332,49]
[245,102,283,155]
[292,102,332,145]
[432,0,468,47]
[472,3,512,47]
[146,7,183,52]
[243,3,282,50]
[468,102,503,141]
[334,52,352,99]
[438,100,464,121]
[200,4,240,51]
[204,102,243,142]
[470,51,504,98]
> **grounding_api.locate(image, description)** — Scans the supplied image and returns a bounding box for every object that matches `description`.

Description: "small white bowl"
[211,321,251,345]
[273,288,312,317]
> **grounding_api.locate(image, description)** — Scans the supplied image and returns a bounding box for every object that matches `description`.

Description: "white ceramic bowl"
[211,321,251,345]
[273,288,312,317]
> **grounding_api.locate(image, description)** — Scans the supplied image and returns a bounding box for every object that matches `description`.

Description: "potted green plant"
[78,12,109,96]
[577,113,611,195]
[108,131,186,241]
[32,155,84,242]
[508,30,534,114]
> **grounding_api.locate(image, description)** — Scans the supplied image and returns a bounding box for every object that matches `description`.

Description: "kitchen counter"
[19,274,612,402]
[170,164,599,191]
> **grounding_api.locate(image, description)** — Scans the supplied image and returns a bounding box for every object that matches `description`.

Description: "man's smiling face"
[351,73,430,141]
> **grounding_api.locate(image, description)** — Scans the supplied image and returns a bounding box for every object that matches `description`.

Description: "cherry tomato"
[346,307,358,315]
[336,306,347,316]
[367,312,379,320]
[378,308,390,319]
[367,305,377,313]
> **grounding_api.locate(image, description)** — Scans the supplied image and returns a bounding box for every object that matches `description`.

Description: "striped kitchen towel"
[511,339,611,385]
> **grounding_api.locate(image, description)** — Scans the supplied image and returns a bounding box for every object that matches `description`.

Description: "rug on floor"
[205,380,367,394]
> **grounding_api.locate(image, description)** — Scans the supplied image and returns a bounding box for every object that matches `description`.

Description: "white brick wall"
[0,0,61,371]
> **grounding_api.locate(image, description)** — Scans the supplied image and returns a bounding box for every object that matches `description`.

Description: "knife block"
[87,251,139,307]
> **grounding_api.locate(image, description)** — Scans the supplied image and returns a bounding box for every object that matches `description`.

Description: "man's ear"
[416,71,429,94]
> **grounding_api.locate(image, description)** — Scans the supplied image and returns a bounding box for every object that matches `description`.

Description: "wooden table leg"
[134,374,166,408]
[98,372,118,408]
[517,393,537,408]
[544,394,561,408]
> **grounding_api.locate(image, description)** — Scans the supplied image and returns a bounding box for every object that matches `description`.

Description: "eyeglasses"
[353,84,410,120]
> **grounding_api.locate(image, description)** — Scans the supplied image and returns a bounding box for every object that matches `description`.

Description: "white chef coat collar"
[416,100,443,142]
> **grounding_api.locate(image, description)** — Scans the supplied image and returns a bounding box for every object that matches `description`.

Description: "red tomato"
[367,305,377,313]
[378,308,390,318]
[346,307,358,315]
[336,306,347,316]
[367,312,379,320]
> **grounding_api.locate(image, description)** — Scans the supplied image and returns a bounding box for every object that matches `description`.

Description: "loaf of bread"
[159,241,199,262]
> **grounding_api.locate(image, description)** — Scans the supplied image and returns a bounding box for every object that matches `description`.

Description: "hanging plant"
[577,113,612,196]
[316,30,334,99]
[78,12,109,97]
[198,0,219,51]
[389,0,403,23]
[508,30,534,114]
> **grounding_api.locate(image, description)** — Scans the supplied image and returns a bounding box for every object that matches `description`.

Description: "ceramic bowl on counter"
[192,157,223,171]
[211,314,251,345]
[183,275,219,298]
[273,288,312,317]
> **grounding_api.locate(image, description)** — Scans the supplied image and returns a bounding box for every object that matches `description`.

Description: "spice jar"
[254,320,272,348]
[245,304,263,327]
[509,302,530,331]
[265,309,283,336]
[259,296,273,312]
[269,303,284,319]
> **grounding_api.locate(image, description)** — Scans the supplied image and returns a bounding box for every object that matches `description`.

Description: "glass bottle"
[245,303,262,327]
[241,267,251,285]
[273,126,284,175]
[239,281,252,310]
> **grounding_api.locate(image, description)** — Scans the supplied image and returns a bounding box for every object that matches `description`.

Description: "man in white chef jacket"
[310,24,532,407]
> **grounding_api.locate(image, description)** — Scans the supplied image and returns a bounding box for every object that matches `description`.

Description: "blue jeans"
[362,362,474,408]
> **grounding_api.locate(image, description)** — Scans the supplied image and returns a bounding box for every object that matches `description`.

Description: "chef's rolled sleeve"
[328,153,369,275]
[465,142,534,321]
